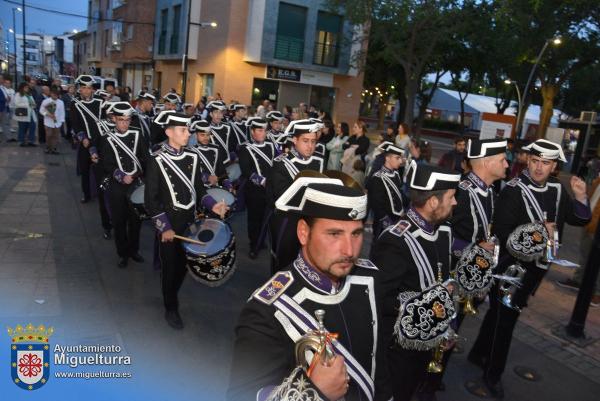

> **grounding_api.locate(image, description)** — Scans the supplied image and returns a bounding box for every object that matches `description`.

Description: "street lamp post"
[504,79,522,139]
[22,0,26,79]
[517,37,562,135]
[11,7,22,84]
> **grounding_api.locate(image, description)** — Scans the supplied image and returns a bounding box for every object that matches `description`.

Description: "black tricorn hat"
[467,138,507,159]
[405,160,460,191]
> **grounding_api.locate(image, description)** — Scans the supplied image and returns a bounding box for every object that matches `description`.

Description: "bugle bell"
[294,309,337,377]
[499,263,526,312]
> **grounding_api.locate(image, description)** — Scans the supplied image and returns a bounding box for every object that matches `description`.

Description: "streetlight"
[518,36,562,135]
[11,6,22,84]
[504,79,522,139]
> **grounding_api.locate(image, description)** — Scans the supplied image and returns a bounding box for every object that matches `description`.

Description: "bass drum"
[127,181,148,220]
[206,187,236,218]
[182,218,236,286]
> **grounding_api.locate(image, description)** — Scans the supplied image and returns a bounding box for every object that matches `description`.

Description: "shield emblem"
[11,343,50,390]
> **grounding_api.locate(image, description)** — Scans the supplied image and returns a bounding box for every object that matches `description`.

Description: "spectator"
[256,99,269,118]
[349,158,366,187]
[120,86,132,102]
[308,105,319,118]
[290,107,306,121]
[408,138,427,165]
[394,122,411,150]
[282,105,292,120]
[438,136,466,173]
[0,75,11,142]
[12,82,38,147]
[61,85,75,141]
[341,120,370,175]
[326,121,349,170]
[2,77,16,142]
[105,84,121,102]
[40,87,65,154]
[196,100,208,120]
[510,147,529,178]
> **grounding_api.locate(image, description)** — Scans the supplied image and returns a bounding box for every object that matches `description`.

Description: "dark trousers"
[92,164,112,230]
[245,184,266,251]
[269,212,300,274]
[469,267,544,381]
[37,113,46,143]
[78,145,92,199]
[158,238,188,311]
[108,181,141,258]
[388,347,431,401]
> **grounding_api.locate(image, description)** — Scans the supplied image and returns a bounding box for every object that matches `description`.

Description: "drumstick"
[173,234,206,245]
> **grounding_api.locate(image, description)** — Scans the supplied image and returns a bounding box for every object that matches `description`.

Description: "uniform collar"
[210,122,224,129]
[380,165,396,176]
[293,252,340,295]
[467,171,488,191]
[407,207,435,235]
[290,147,310,161]
[162,142,185,156]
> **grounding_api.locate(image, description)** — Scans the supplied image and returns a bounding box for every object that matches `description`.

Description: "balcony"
[274,35,304,63]
[313,41,339,67]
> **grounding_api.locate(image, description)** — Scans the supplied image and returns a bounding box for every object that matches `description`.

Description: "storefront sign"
[300,70,333,87]
[267,66,301,82]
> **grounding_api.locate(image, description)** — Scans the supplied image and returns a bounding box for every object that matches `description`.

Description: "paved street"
[0,138,599,401]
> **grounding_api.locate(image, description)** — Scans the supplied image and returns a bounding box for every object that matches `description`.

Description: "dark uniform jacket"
[188,143,231,188]
[368,166,407,237]
[371,208,453,348]
[210,123,234,163]
[70,96,105,154]
[491,170,591,307]
[144,143,213,235]
[227,254,383,401]
[238,141,277,187]
[131,110,152,146]
[99,127,148,184]
[450,171,495,253]
[229,119,248,148]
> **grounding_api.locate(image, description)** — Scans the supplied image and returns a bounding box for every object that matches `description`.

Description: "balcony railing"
[274,35,304,62]
[313,41,339,67]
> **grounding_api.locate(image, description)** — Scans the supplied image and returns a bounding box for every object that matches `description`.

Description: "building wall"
[112,0,156,63]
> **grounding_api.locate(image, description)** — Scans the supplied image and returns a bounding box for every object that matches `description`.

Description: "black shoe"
[165,310,184,330]
[130,253,145,263]
[117,257,128,268]
[467,351,487,369]
[44,148,51,154]
[27,143,37,147]
[19,143,26,147]
[482,376,504,399]
[8,138,17,143]
[103,229,112,240]
[555,279,580,291]
[80,197,90,203]
[249,250,257,259]
[51,149,59,155]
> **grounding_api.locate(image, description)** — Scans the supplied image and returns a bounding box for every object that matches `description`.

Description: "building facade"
[153,0,366,123]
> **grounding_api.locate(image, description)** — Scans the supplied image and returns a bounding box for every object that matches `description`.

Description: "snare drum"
[182,218,236,286]
[206,187,236,218]
[128,182,148,219]
[226,163,242,181]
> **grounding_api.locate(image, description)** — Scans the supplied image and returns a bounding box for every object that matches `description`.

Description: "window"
[170,5,182,54]
[313,11,342,67]
[104,29,109,56]
[92,31,97,56]
[198,73,214,97]
[158,9,168,55]
[274,2,307,62]
[126,24,134,40]
[112,22,123,50]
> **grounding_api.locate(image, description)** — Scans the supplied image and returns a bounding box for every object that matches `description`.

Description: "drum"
[206,187,236,218]
[182,218,236,286]
[128,182,148,219]
[226,163,242,181]
[455,244,495,298]
[506,222,548,262]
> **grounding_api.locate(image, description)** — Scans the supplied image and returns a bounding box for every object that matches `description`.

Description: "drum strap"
[517,182,545,222]
[280,156,300,179]
[156,153,197,204]
[466,186,491,239]
[210,126,230,154]
[190,146,216,176]
[273,294,375,401]
[230,122,247,145]
[380,173,404,216]
[73,97,110,136]
[107,131,143,174]
[402,231,437,290]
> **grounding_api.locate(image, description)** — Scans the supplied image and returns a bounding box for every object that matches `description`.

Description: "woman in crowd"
[326,121,349,170]
[12,82,38,147]
[341,120,370,175]
[395,122,411,149]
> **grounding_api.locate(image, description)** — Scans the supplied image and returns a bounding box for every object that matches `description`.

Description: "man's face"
[196,131,211,145]
[270,120,282,131]
[42,86,50,96]
[251,127,266,143]
[211,109,223,123]
[79,86,93,98]
[164,102,177,111]
[106,85,115,94]
[485,153,508,180]
[298,218,364,282]
[4,80,11,88]
[292,133,317,158]
[115,116,131,133]
[139,99,152,112]
[430,189,457,223]
[50,92,59,100]
[385,153,404,170]
[166,125,190,148]
[456,141,466,153]
[527,155,556,183]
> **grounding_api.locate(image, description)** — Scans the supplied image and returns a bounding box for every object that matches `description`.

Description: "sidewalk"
[0,139,598,400]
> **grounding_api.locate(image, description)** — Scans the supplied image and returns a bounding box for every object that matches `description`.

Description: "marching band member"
[310,118,327,158]
[99,102,149,268]
[133,91,156,145]
[145,112,229,329]
[207,100,235,163]
[468,139,591,398]
[266,119,325,273]
[367,142,408,240]
[266,110,287,148]
[371,161,460,401]
[227,177,384,401]
[229,103,249,146]
[70,75,112,239]
[238,117,277,259]
[150,93,180,145]
[188,119,232,189]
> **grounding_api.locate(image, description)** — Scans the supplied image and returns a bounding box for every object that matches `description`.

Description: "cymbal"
[294,170,328,180]
[324,170,364,191]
